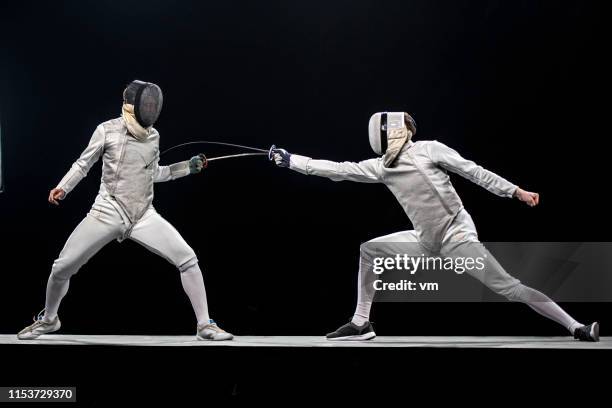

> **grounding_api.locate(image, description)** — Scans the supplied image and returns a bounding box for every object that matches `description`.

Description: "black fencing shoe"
[326,321,376,341]
[574,322,600,342]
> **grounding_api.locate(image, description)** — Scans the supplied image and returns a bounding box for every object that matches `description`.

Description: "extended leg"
[466,244,583,333]
[441,210,592,338]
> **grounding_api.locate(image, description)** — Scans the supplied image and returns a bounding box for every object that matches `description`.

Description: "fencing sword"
[144,140,278,168]
[196,152,269,168]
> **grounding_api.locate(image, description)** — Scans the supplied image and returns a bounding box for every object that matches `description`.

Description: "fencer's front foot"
[17,315,61,340]
[326,321,376,341]
[196,320,234,341]
[574,322,600,342]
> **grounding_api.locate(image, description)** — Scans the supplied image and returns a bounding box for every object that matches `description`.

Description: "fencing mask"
[368,112,416,167]
[123,80,163,128]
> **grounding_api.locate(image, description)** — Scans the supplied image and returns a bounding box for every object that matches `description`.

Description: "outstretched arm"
[51,125,106,204]
[426,141,539,206]
[272,147,381,183]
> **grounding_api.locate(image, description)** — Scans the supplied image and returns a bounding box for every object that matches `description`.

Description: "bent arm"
[427,141,517,197]
[56,125,106,195]
[289,154,381,183]
[153,161,191,182]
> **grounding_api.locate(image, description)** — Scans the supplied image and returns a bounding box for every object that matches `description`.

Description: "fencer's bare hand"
[48,188,66,205]
[514,188,539,207]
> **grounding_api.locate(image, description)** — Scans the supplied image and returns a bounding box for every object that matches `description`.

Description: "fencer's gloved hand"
[189,154,206,174]
[271,147,291,168]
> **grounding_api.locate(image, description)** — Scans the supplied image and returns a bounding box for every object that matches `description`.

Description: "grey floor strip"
[1,335,610,349]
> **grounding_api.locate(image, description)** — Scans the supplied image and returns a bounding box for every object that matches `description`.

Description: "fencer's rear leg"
[18,214,119,340]
[455,242,598,341]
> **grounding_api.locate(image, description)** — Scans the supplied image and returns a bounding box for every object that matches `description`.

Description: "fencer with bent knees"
[272,111,599,342]
[18,80,232,341]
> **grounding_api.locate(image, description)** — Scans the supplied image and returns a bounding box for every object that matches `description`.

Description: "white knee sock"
[514,285,583,334]
[351,309,370,326]
[352,258,375,326]
[180,263,210,326]
[526,300,584,334]
[44,274,71,321]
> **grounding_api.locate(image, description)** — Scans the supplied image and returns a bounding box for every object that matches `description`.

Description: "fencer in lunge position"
[272,112,599,342]
[18,80,233,341]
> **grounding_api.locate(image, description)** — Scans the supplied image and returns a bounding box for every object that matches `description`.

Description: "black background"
[0,0,610,338]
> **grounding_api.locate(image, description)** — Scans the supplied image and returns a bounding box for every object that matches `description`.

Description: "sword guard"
[268,145,276,161]
[198,153,208,169]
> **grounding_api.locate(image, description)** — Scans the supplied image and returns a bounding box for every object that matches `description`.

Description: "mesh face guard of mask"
[123,80,163,128]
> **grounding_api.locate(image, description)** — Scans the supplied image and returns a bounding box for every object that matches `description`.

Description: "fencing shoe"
[197,320,234,341]
[574,322,599,342]
[17,311,61,340]
[326,320,376,341]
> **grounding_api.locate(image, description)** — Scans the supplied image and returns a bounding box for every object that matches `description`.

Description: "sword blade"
[206,152,267,161]
[144,141,271,168]
[161,141,268,156]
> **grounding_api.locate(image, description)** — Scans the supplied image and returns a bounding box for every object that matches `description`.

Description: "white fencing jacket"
[289,140,517,250]
[57,117,190,225]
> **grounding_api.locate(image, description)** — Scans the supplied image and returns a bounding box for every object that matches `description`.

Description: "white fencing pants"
[44,197,210,326]
[353,209,582,333]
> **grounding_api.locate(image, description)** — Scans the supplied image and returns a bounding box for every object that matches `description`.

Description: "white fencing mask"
[368,112,416,167]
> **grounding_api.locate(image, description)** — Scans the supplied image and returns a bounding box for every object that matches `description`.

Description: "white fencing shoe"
[196,320,234,341]
[17,311,61,340]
